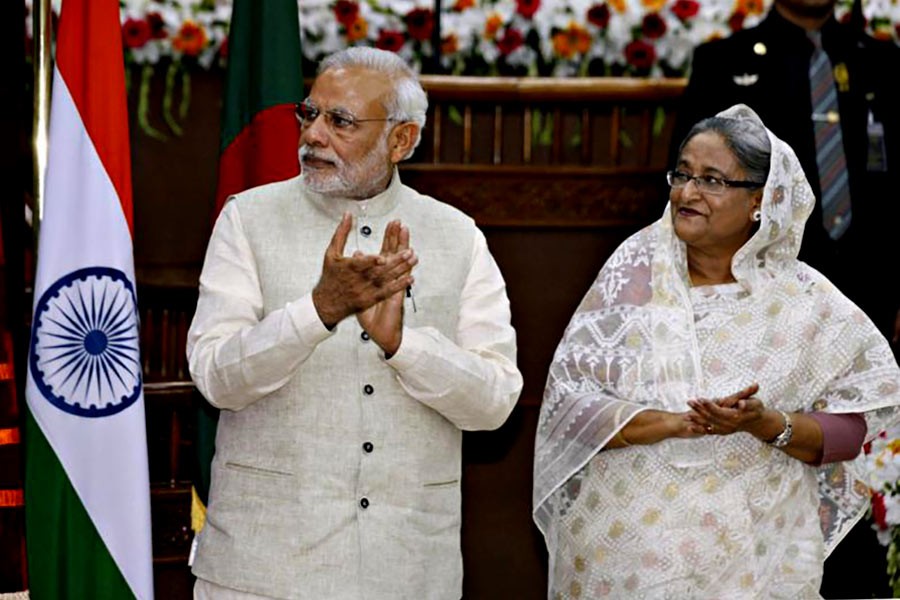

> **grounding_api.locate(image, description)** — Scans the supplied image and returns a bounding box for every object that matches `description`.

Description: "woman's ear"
[388,122,419,164]
[749,192,764,223]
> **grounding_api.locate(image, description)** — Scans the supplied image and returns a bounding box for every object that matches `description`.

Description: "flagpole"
[32,0,53,250]
[430,0,442,74]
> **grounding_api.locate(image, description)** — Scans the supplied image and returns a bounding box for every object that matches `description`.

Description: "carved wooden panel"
[400,165,667,227]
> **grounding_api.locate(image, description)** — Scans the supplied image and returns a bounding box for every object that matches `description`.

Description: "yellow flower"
[172,20,208,56]
[484,13,503,39]
[642,0,666,11]
[442,33,459,54]
[346,16,368,42]
[609,0,628,12]
[735,0,765,16]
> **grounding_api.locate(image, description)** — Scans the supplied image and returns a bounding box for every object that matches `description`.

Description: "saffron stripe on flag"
[25,1,154,599]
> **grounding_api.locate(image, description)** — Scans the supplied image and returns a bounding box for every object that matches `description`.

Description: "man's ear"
[388,122,419,164]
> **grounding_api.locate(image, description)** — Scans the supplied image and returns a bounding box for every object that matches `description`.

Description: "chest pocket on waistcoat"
[404,293,460,338]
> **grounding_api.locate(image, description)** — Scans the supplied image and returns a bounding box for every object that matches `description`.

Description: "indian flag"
[24,0,154,598]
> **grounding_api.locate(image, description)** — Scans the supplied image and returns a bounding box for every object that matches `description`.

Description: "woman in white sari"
[533,104,900,599]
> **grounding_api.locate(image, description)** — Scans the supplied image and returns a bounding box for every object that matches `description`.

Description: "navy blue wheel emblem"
[29,266,142,418]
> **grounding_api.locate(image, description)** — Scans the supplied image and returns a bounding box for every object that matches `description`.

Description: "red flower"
[219,36,229,59]
[405,8,434,41]
[334,0,360,28]
[586,4,611,28]
[146,12,167,39]
[122,18,151,49]
[872,491,888,530]
[671,0,700,21]
[497,28,524,55]
[624,39,656,70]
[516,0,541,19]
[376,30,406,52]
[642,13,667,39]
[728,11,746,32]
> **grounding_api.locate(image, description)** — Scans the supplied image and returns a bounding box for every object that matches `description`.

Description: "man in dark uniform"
[672,0,900,597]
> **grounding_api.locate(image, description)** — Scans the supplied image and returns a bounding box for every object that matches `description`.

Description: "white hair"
[318,47,428,159]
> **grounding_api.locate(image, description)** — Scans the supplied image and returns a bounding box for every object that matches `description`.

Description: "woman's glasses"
[666,170,764,195]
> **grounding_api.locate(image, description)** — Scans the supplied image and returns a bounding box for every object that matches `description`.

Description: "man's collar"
[302,168,403,220]
[766,6,839,36]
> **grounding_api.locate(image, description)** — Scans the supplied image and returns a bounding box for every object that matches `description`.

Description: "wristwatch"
[767,410,793,448]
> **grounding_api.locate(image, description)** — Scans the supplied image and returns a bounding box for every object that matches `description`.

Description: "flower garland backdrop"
[25,0,900,77]
[23,0,900,138]
[22,0,900,136]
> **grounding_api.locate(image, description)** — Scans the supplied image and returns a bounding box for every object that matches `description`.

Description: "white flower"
[21,0,900,76]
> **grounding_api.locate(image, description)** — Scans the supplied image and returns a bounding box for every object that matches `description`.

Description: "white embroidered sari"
[533,105,900,599]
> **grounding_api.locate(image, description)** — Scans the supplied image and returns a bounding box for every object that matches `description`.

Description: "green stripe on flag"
[25,409,134,600]
[219,0,304,152]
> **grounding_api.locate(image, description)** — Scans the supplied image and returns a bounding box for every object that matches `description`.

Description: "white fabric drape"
[533,104,900,598]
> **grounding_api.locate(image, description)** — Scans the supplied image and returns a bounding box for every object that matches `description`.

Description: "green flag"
[212,0,304,214]
[195,0,304,535]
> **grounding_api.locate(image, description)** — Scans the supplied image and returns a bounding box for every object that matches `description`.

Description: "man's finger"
[398,224,410,252]
[347,253,386,273]
[377,251,418,282]
[382,220,398,254]
[372,274,415,302]
[328,212,353,258]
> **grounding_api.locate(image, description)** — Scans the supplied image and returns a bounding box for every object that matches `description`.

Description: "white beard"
[299,138,392,199]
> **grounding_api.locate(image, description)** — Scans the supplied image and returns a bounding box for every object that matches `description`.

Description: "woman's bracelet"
[614,428,631,446]
[766,410,794,448]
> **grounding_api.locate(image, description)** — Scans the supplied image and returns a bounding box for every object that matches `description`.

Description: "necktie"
[808,30,851,240]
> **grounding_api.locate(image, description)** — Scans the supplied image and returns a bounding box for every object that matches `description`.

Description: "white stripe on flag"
[26,68,154,600]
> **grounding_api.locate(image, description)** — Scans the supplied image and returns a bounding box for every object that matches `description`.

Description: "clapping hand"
[357,219,415,355]
[312,213,417,338]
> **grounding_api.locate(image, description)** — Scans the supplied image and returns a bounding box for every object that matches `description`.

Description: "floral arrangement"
[21,0,900,132]
[865,424,900,595]
[24,0,900,77]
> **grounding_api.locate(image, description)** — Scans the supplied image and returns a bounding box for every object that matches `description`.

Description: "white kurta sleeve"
[385,230,523,431]
[186,201,334,411]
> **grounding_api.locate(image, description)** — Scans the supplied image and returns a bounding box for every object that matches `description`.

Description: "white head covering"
[533,105,900,584]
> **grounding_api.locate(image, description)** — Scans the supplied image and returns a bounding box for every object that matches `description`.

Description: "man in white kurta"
[187,48,523,599]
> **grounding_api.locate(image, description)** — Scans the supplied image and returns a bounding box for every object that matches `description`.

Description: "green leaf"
[138,65,167,141]
[539,112,554,147]
[448,105,463,126]
[569,119,582,148]
[179,69,192,120]
[652,106,666,138]
[163,61,184,137]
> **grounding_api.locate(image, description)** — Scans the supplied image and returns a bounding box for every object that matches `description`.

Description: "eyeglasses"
[666,170,764,195]
[295,100,400,133]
